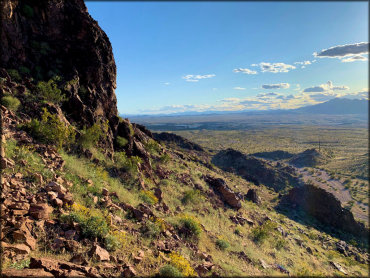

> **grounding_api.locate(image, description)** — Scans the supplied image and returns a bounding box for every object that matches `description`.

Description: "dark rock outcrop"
[203,175,241,209]
[1,0,119,150]
[245,189,261,205]
[154,132,204,152]
[289,148,327,167]
[212,148,299,191]
[283,183,368,239]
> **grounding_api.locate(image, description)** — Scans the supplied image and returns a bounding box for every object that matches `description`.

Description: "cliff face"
[1,0,118,134]
[284,183,368,239]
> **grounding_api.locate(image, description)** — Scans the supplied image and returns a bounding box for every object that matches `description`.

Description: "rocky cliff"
[283,183,368,240]
[1,0,119,150]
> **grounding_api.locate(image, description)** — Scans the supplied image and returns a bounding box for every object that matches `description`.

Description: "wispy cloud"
[341,55,368,63]
[303,81,349,93]
[313,42,369,62]
[252,62,296,73]
[162,82,170,85]
[233,86,246,90]
[233,68,258,75]
[257,92,279,98]
[262,83,290,89]
[182,74,215,82]
[294,60,312,65]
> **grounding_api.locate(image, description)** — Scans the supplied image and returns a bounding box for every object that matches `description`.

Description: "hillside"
[293,98,368,114]
[0,1,369,277]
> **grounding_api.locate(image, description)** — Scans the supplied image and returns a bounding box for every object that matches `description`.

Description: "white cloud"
[233,86,246,90]
[257,92,279,98]
[294,84,301,91]
[303,81,349,93]
[341,55,368,63]
[182,74,215,82]
[262,83,290,89]
[294,60,312,65]
[233,68,258,75]
[163,82,170,85]
[314,42,369,58]
[252,62,296,73]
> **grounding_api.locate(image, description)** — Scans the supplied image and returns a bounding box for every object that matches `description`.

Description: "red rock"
[70,254,88,265]
[29,203,52,220]
[1,157,15,168]
[46,181,66,194]
[121,265,137,277]
[12,209,28,216]
[1,242,31,255]
[1,268,54,277]
[12,230,37,250]
[65,230,76,239]
[89,245,110,262]
[53,198,64,207]
[34,173,44,184]
[29,257,59,272]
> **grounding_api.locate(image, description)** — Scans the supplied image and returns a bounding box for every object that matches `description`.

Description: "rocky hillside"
[1,1,369,277]
[212,148,300,191]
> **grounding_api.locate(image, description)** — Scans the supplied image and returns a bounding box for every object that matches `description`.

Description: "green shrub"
[35,77,66,104]
[104,234,121,251]
[140,190,158,205]
[178,215,202,240]
[251,220,277,244]
[79,121,108,149]
[142,221,161,238]
[19,66,31,76]
[234,227,242,236]
[116,136,129,148]
[159,265,182,277]
[22,108,75,149]
[1,96,20,111]
[22,4,34,17]
[114,152,142,175]
[275,238,287,250]
[145,139,161,153]
[216,238,230,250]
[181,189,200,205]
[160,153,171,163]
[7,69,21,82]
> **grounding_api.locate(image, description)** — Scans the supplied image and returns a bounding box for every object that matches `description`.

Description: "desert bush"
[23,108,75,149]
[104,230,126,251]
[7,69,22,82]
[181,189,201,205]
[114,151,142,175]
[234,227,242,236]
[178,215,202,240]
[216,238,230,250]
[35,77,66,104]
[79,121,108,149]
[168,252,197,277]
[1,96,21,111]
[142,221,161,238]
[160,153,171,163]
[19,66,31,76]
[140,190,158,205]
[275,238,287,250]
[159,265,182,277]
[116,136,129,148]
[145,139,161,153]
[251,220,277,244]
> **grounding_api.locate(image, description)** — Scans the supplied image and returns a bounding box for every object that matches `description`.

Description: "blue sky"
[86,1,369,115]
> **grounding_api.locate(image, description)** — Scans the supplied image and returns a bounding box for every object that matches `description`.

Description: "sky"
[86,1,369,115]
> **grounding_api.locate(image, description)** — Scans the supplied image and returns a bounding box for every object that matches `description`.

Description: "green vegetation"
[139,190,158,205]
[177,215,202,240]
[215,238,230,250]
[116,135,129,148]
[251,220,277,244]
[7,69,22,82]
[19,66,31,76]
[181,189,201,205]
[22,107,76,149]
[1,95,21,111]
[35,77,66,104]
[159,265,182,277]
[79,121,109,149]
[114,151,142,176]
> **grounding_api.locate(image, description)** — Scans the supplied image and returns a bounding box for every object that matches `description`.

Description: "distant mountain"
[293,98,368,114]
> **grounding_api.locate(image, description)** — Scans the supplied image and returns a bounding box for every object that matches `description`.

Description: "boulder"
[89,245,110,262]
[1,268,54,277]
[245,189,262,205]
[204,175,241,209]
[29,203,52,220]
